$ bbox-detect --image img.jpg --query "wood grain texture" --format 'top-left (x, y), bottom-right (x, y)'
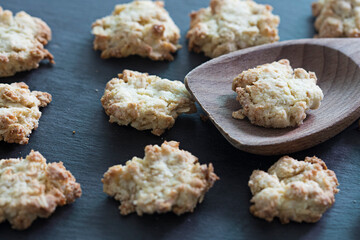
top-left (0, 1), bottom-right (359, 240)
top-left (186, 38), bottom-right (360, 155)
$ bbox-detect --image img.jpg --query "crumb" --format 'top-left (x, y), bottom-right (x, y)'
top-left (200, 114), bottom-right (209, 122)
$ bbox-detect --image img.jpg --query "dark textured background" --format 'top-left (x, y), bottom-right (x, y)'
top-left (0, 0), bottom-right (359, 239)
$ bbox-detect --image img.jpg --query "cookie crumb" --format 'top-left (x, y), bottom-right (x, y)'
top-left (200, 114), bottom-right (209, 122)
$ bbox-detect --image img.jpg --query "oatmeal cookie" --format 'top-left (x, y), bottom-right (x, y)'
top-left (312, 0), bottom-right (360, 37)
top-left (232, 59), bottom-right (323, 128)
top-left (186, 0), bottom-right (280, 58)
top-left (91, 0), bottom-right (181, 61)
top-left (0, 82), bottom-right (51, 144)
top-left (248, 156), bottom-right (339, 223)
top-left (0, 150), bottom-right (82, 230)
top-left (101, 70), bottom-right (196, 136)
top-left (0, 7), bottom-right (54, 77)
top-left (102, 141), bottom-right (219, 216)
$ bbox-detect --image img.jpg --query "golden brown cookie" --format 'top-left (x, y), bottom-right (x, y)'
top-left (0, 150), bottom-right (82, 230)
top-left (0, 7), bottom-right (54, 77)
top-left (101, 70), bottom-right (196, 136)
top-left (102, 141), bottom-right (219, 216)
top-left (232, 59), bottom-right (323, 128)
top-left (312, 0), bottom-right (360, 37)
top-left (248, 156), bottom-right (339, 223)
top-left (92, 1), bottom-right (181, 61)
top-left (186, 0), bottom-right (280, 58)
top-left (0, 82), bottom-right (51, 144)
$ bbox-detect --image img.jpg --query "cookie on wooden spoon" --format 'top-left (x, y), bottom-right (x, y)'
top-left (185, 38), bottom-right (360, 155)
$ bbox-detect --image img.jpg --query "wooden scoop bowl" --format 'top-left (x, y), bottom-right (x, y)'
top-left (185, 38), bottom-right (360, 156)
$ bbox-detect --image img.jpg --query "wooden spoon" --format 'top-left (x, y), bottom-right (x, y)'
top-left (185, 38), bottom-right (360, 156)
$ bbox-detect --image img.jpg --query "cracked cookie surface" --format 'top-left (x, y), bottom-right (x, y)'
top-left (186, 0), bottom-right (280, 58)
top-left (92, 0), bottom-right (181, 61)
top-left (101, 70), bottom-right (196, 136)
top-left (0, 82), bottom-right (51, 144)
top-left (0, 150), bottom-right (82, 230)
top-left (312, 0), bottom-right (360, 37)
top-left (102, 141), bottom-right (219, 216)
top-left (232, 59), bottom-right (323, 128)
top-left (248, 155), bottom-right (339, 223)
top-left (0, 7), bottom-right (54, 77)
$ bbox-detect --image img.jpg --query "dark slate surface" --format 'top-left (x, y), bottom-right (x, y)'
top-left (0, 0), bottom-right (359, 239)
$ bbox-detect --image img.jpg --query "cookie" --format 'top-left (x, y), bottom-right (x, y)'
top-left (248, 155), bottom-right (339, 223)
top-left (102, 141), bottom-right (219, 216)
top-left (186, 0), bottom-right (280, 58)
top-left (0, 82), bottom-right (51, 144)
top-left (0, 150), bottom-right (82, 230)
top-left (101, 70), bottom-right (196, 136)
top-left (0, 7), bottom-right (54, 77)
top-left (312, 0), bottom-right (360, 37)
top-left (232, 59), bottom-right (323, 128)
top-left (92, 1), bottom-right (181, 61)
